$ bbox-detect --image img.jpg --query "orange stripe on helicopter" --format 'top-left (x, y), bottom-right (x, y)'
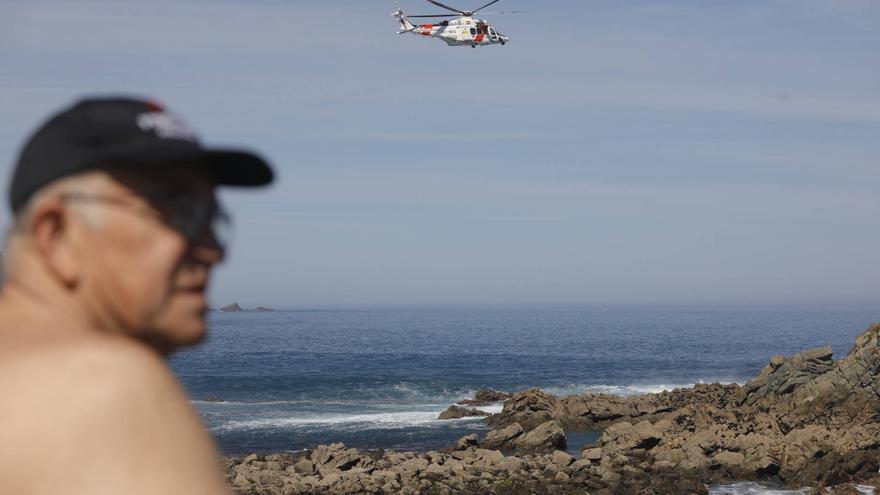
top-left (475, 33), bottom-right (485, 42)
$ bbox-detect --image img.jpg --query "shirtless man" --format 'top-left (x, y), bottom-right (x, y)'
top-left (0, 98), bottom-right (273, 494)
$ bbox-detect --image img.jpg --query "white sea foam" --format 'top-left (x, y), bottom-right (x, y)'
top-left (192, 381), bottom-right (748, 409)
top-left (193, 399), bottom-right (406, 407)
top-left (192, 400), bottom-right (303, 406)
top-left (707, 482), bottom-right (810, 495)
top-left (544, 381), bottom-right (741, 397)
top-left (214, 410), bottom-right (487, 432)
top-left (472, 403), bottom-right (504, 414)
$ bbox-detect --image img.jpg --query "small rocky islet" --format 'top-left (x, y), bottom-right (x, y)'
top-left (224, 323), bottom-right (880, 494)
top-left (216, 303), bottom-right (275, 313)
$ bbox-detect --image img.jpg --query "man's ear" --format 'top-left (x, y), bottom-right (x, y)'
top-left (29, 199), bottom-right (81, 287)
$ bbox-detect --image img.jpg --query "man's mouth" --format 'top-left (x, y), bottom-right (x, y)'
top-left (176, 284), bottom-right (207, 293)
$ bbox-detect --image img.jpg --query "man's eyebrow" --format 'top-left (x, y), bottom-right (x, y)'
top-left (139, 179), bottom-right (210, 195)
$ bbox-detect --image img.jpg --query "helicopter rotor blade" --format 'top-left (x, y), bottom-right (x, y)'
top-left (408, 13), bottom-right (460, 17)
top-left (425, 0), bottom-right (466, 15)
top-left (474, 10), bottom-right (526, 15)
top-left (471, 0), bottom-right (501, 14)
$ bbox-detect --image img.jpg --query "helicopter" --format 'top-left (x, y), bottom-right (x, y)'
top-left (392, 0), bottom-right (518, 48)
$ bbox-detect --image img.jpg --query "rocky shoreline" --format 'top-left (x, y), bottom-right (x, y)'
top-left (223, 324), bottom-right (880, 494)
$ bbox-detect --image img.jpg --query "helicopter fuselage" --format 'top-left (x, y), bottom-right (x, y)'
top-left (397, 14), bottom-right (509, 47)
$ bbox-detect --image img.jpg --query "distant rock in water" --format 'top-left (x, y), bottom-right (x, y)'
top-left (217, 303), bottom-right (274, 312)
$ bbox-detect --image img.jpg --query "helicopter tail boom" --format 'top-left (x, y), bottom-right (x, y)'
top-left (392, 9), bottom-right (418, 33)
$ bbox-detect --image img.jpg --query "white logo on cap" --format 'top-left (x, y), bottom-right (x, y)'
top-left (136, 112), bottom-right (198, 141)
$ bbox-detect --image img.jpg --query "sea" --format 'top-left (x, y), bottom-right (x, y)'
top-left (169, 305), bottom-right (880, 495)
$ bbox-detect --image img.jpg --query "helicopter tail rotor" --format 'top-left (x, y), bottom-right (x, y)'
top-left (392, 9), bottom-right (418, 33)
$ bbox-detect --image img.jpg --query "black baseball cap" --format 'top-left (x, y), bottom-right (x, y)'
top-left (8, 97), bottom-right (274, 212)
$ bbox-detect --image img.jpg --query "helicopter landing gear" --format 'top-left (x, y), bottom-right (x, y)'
top-left (471, 44), bottom-right (476, 48)
top-left (501, 41), bottom-right (505, 45)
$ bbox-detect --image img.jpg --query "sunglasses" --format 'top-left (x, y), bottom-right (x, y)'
top-left (59, 192), bottom-right (232, 249)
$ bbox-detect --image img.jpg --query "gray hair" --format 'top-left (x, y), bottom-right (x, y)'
top-left (3, 172), bottom-right (111, 277)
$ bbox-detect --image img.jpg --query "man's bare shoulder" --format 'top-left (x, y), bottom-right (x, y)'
top-left (0, 332), bottom-right (178, 405)
top-left (1, 328), bottom-right (159, 372)
top-left (0, 333), bottom-right (230, 495)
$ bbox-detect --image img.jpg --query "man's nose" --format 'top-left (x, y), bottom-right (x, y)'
top-left (188, 240), bottom-right (225, 265)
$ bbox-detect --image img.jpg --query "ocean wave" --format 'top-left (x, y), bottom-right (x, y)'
top-left (192, 381), bottom-right (748, 412)
top-left (192, 399), bottom-right (502, 412)
top-left (471, 404), bottom-right (504, 414)
top-left (544, 381), bottom-right (741, 397)
top-left (190, 382), bottom-right (481, 406)
top-left (707, 482), bottom-right (810, 495)
top-left (192, 399), bottom-right (431, 407)
top-left (213, 410), bottom-right (490, 432)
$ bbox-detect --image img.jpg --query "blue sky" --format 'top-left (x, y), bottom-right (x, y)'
top-left (2, 0), bottom-right (879, 308)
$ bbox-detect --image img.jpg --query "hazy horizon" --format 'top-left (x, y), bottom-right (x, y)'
top-left (3, 0), bottom-right (879, 308)
top-left (217, 302), bottom-right (880, 313)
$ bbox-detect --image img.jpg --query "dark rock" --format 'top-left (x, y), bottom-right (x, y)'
top-left (220, 303), bottom-right (244, 312)
top-left (486, 388), bottom-right (559, 430)
top-left (454, 434), bottom-right (479, 451)
top-left (310, 443), bottom-right (368, 472)
top-left (457, 388), bottom-right (512, 406)
top-left (737, 345), bottom-right (835, 406)
top-left (550, 450), bottom-right (574, 467)
top-left (649, 470), bottom-right (710, 495)
top-left (481, 423), bottom-right (524, 450)
top-left (292, 459), bottom-right (314, 475)
top-left (438, 405), bottom-right (491, 420)
top-left (487, 384), bottom-right (734, 432)
top-left (601, 420), bottom-right (665, 452)
top-left (513, 419), bottom-right (566, 453)
top-left (475, 388), bottom-right (511, 402)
